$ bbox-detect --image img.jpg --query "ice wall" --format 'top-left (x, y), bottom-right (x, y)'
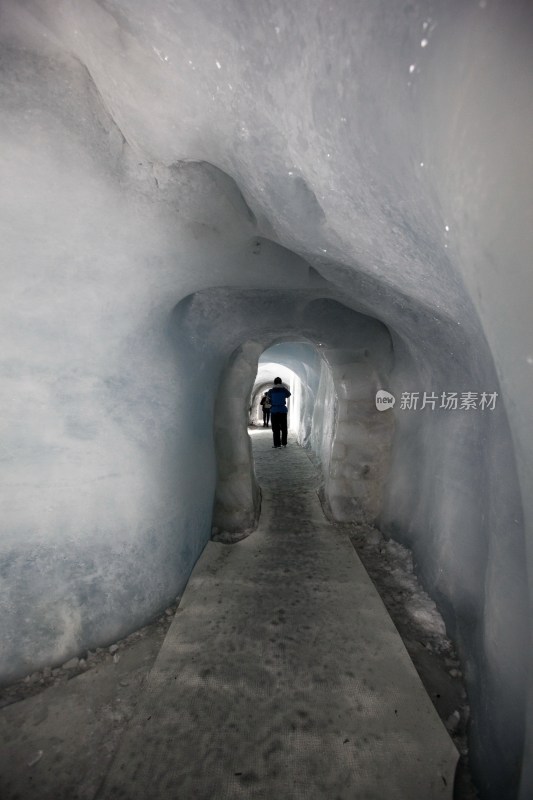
top-left (1, 1), bottom-right (532, 797)
top-left (0, 30), bottom-right (315, 678)
top-left (212, 340), bottom-right (263, 535)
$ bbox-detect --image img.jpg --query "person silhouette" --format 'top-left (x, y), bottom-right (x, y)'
top-left (260, 392), bottom-right (271, 427)
top-left (267, 378), bottom-right (291, 448)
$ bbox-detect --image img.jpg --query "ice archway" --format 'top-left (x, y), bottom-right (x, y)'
top-left (181, 291), bottom-right (394, 537)
top-left (251, 358), bottom-right (300, 431)
top-left (1, 1), bottom-right (533, 797)
top-left (251, 341), bottom-right (395, 522)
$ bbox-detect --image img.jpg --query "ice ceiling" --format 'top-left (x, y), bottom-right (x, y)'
top-left (1, 1), bottom-right (533, 798)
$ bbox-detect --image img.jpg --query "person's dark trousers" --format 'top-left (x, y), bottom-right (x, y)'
top-left (263, 409), bottom-right (270, 426)
top-left (271, 412), bottom-right (288, 447)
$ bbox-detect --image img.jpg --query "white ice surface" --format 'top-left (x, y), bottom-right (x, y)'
top-left (1, 2), bottom-right (532, 797)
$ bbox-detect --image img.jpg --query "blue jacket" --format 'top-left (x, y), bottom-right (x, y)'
top-left (267, 385), bottom-right (291, 414)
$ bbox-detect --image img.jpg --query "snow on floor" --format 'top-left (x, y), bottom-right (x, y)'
top-left (347, 529), bottom-right (478, 799)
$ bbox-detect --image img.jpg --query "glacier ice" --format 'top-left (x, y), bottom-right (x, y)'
top-left (1, 1), bottom-right (533, 797)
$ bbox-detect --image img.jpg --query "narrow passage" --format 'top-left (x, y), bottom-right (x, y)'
top-left (97, 431), bottom-right (457, 799)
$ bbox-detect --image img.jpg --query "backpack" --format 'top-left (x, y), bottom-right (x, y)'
top-left (264, 396), bottom-right (272, 409)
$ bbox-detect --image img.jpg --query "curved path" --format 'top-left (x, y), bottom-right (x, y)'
top-left (97, 430), bottom-right (457, 799)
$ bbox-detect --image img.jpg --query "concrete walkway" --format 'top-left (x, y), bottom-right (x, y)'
top-left (97, 430), bottom-right (457, 799)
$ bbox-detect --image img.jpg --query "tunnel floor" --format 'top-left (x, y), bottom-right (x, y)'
top-left (92, 430), bottom-right (457, 799)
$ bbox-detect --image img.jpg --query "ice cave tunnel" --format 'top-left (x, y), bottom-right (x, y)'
top-left (1, 1), bottom-right (533, 798)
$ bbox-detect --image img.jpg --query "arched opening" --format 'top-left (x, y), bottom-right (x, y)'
top-left (250, 356), bottom-right (303, 433)
top-left (211, 314), bottom-right (396, 543)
